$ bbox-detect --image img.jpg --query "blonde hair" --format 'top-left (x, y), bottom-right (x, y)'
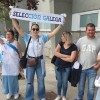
top-left (62, 31), bottom-right (72, 45)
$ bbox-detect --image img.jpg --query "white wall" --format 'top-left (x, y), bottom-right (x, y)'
top-left (38, 0), bottom-right (50, 13)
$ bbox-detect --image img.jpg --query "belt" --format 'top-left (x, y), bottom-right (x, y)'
top-left (28, 55), bottom-right (43, 59)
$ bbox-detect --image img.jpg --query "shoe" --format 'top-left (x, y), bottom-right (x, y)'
top-left (6, 94), bottom-right (12, 99)
top-left (74, 97), bottom-right (83, 100)
top-left (62, 96), bottom-right (67, 100)
top-left (74, 96), bottom-right (82, 100)
top-left (41, 98), bottom-right (46, 100)
top-left (14, 93), bottom-right (19, 99)
top-left (55, 96), bottom-right (61, 100)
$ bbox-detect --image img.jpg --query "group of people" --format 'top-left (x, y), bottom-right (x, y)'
top-left (0, 13), bottom-right (100, 100)
top-left (0, 14), bottom-right (66, 100)
top-left (54, 23), bottom-right (100, 100)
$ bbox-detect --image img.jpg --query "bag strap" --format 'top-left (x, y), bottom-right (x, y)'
top-left (6, 42), bottom-right (18, 54)
top-left (24, 36), bottom-right (31, 57)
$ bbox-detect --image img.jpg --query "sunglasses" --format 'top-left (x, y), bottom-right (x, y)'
top-left (32, 28), bottom-right (39, 31)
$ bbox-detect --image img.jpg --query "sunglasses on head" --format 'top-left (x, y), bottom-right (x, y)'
top-left (32, 28), bottom-right (39, 31)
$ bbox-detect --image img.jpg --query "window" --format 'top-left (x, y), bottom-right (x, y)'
top-left (72, 10), bottom-right (100, 31)
top-left (80, 13), bottom-right (98, 27)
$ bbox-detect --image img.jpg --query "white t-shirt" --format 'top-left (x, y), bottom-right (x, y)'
top-left (23, 32), bottom-right (49, 77)
top-left (76, 36), bottom-right (100, 69)
top-left (1, 40), bottom-right (19, 75)
top-left (23, 32), bottom-right (49, 57)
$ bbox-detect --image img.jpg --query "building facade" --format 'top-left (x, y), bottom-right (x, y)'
top-left (0, 0), bottom-right (100, 57)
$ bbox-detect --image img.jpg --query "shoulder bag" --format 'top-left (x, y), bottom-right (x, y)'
top-left (51, 55), bottom-right (57, 65)
top-left (19, 37), bottom-right (31, 69)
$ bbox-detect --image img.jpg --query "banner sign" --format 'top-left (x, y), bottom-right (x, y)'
top-left (10, 8), bottom-right (64, 24)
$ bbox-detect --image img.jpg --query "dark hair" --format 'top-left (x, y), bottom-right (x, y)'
top-left (6, 29), bottom-right (14, 38)
top-left (31, 24), bottom-right (39, 29)
top-left (86, 23), bottom-right (95, 30)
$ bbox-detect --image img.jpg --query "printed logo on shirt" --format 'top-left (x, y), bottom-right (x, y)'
top-left (82, 44), bottom-right (96, 52)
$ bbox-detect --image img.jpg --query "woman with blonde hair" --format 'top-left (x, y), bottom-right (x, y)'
top-left (54, 31), bottom-right (77, 100)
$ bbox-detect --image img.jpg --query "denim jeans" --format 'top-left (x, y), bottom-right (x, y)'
top-left (55, 67), bottom-right (71, 96)
top-left (76, 68), bottom-right (96, 100)
top-left (95, 87), bottom-right (100, 100)
top-left (2, 76), bottom-right (19, 95)
top-left (26, 59), bottom-right (45, 100)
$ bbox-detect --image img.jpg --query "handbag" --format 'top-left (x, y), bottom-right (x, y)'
top-left (19, 37), bottom-right (31, 69)
top-left (95, 75), bottom-right (100, 87)
top-left (51, 55), bottom-right (57, 65)
top-left (27, 57), bottom-right (38, 67)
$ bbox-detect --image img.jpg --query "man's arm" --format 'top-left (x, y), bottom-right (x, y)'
top-left (93, 54), bottom-right (100, 70)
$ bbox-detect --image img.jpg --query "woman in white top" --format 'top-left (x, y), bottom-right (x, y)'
top-left (0, 29), bottom-right (22, 99)
top-left (11, 15), bottom-right (65, 100)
